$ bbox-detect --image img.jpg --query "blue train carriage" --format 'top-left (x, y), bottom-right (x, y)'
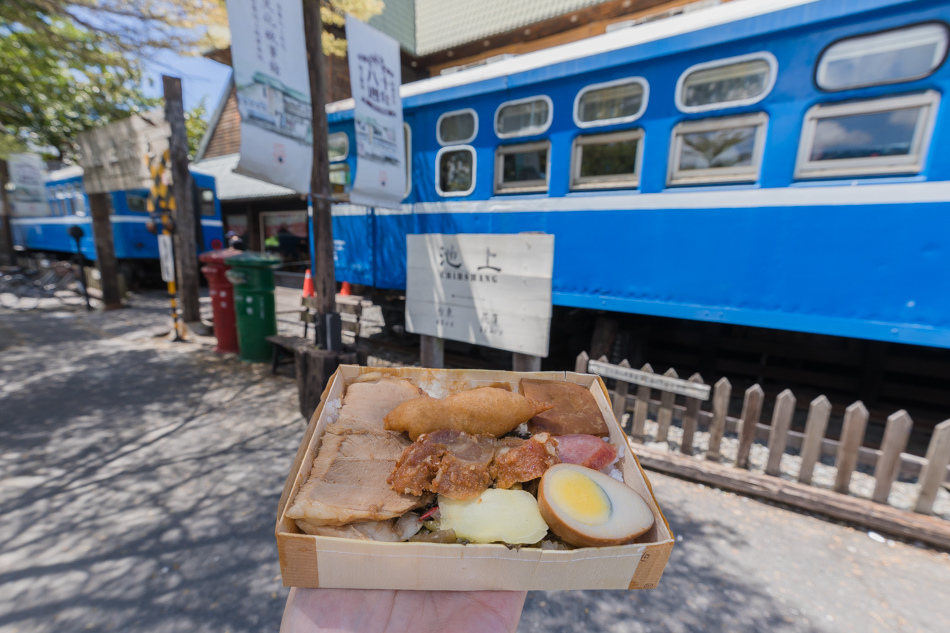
top-left (11, 166), bottom-right (225, 267)
top-left (325, 0), bottom-right (950, 351)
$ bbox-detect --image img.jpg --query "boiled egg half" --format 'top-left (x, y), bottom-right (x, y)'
top-left (538, 463), bottom-right (654, 547)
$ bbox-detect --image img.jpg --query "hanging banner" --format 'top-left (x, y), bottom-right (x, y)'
top-left (226, 0), bottom-right (312, 194)
top-left (345, 15), bottom-right (406, 210)
top-left (7, 153), bottom-right (50, 217)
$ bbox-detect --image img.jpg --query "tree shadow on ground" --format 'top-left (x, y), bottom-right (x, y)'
top-left (0, 313), bottom-right (303, 633)
top-left (519, 504), bottom-right (825, 633)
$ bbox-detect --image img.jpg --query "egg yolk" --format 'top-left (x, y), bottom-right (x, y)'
top-left (549, 469), bottom-right (612, 525)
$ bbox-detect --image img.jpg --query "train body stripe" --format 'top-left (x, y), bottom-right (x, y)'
top-left (375, 181), bottom-right (950, 215)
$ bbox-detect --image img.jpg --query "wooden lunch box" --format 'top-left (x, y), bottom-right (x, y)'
top-left (275, 365), bottom-right (674, 590)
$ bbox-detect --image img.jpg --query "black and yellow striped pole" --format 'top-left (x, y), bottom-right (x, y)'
top-left (146, 150), bottom-right (184, 341)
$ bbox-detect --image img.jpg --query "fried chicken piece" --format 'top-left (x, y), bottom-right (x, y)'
top-left (388, 429), bottom-right (560, 500)
top-left (389, 429), bottom-right (495, 500)
top-left (491, 433), bottom-right (559, 489)
top-left (383, 387), bottom-right (552, 440)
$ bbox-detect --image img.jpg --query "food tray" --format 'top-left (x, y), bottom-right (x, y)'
top-left (275, 365), bottom-right (674, 590)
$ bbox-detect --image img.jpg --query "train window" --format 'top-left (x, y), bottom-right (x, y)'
top-left (436, 146), bottom-right (476, 197)
top-left (574, 78), bottom-right (648, 128)
top-left (54, 187), bottom-right (67, 216)
top-left (73, 184), bottom-right (86, 216)
top-left (437, 108), bottom-right (477, 145)
top-left (126, 192), bottom-right (148, 213)
top-left (668, 112), bottom-right (768, 185)
top-left (817, 23), bottom-right (948, 91)
top-left (495, 141), bottom-right (550, 194)
top-left (677, 53), bottom-right (777, 113)
top-left (329, 163), bottom-right (351, 198)
top-left (495, 96), bottom-right (552, 138)
top-left (404, 122), bottom-right (412, 198)
top-left (328, 132), bottom-right (348, 162)
top-left (199, 188), bottom-right (216, 217)
top-left (795, 91), bottom-right (939, 179)
top-left (570, 129), bottom-right (644, 190)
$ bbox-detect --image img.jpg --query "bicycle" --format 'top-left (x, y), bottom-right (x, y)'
top-left (0, 261), bottom-right (85, 310)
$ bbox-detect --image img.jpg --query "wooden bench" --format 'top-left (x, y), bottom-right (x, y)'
top-left (267, 334), bottom-right (312, 374)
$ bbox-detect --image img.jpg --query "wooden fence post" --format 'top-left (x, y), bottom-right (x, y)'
top-left (575, 351), bottom-right (590, 374)
top-left (512, 353), bottom-right (541, 372)
top-left (680, 373), bottom-right (704, 456)
top-left (834, 401), bottom-right (869, 494)
top-left (872, 410), bottom-right (912, 504)
top-left (630, 363), bottom-right (653, 443)
top-left (706, 377), bottom-right (731, 462)
top-left (420, 335), bottom-right (444, 368)
top-left (735, 384), bottom-right (764, 469)
top-left (654, 368), bottom-right (679, 443)
top-left (915, 419), bottom-right (950, 514)
top-left (611, 359), bottom-right (631, 429)
top-left (798, 395), bottom-right (831, 485)
top-left (765, 389), bottom-right (796, 476)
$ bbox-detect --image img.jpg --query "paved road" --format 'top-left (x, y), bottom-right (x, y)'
top-left (1, 300), bottom-right (948, 633)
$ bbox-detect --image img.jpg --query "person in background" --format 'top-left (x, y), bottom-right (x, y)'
top-left (226, 230), bottom-right (247, 251)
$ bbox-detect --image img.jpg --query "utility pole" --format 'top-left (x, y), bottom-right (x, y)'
top-left (87, 192), bottom-right (123, 310)
top-left (0, 159), bottom-right (15, 266)
top-left (302, 0), bottom-right (341, 350)
top-left (162, 75), bottom-right (201, 325)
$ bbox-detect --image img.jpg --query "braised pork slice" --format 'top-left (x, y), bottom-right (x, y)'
top-left (522, 380), bottom-right (609, 437)
top-left (332, 377), bottom-right (426, 432)
top-left (295, 512), bottom-right (422, 541)
top-left (285, 377), bottom-right (428, 526)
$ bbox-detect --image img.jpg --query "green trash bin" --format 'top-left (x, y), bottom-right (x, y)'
top-left (225, 252), bottom-right (282, 363)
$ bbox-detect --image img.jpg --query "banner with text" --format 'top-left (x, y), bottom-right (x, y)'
top-left (345, 15), bottom-right (406, 210)
top-left (7, 153), bottom-right (50, 218)
top-left (405, 234), bottom-right (555, 357)
top-left (226, 0), bottom-right (311, 193)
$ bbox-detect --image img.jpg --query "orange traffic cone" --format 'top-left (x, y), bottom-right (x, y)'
top-left (340, 281), bottom-right (352, 296)
top-left (302, 269), bottom-right (315, 298)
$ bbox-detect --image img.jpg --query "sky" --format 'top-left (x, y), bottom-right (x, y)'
top-left (141, 50), bottom-right (233, 120)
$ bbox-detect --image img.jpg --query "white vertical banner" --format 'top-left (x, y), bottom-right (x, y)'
top-left (7, 153), bottom-right (50, 218)
top-left (225, 0), bottom-right (312, 193)
top-left (345, 15), bottom-right (406, 210)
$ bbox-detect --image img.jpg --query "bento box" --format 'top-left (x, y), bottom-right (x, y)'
top-left (275, 365), bottom-right (674, 590)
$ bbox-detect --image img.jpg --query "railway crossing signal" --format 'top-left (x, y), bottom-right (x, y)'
top-left (147, 150), bottom-right (185, 341)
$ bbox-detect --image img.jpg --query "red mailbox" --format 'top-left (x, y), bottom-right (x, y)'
top-left (199, 248), bottom-right (242, 354)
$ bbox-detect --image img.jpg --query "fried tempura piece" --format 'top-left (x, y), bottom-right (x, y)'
top-left (383, 386), bottom-right (552, 440)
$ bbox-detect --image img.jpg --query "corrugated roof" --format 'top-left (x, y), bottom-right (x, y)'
top-left (368, 0), bottom-right (613, 56)
top-left (413, 0), bottom-right (609, 56)
top-left (190, 153), bottom-right (298, 201)
top-left (368, 0), bottom-right (416, 54)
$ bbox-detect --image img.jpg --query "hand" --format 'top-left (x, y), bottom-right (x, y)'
top-left (280, 587), bottom-right (527, 633)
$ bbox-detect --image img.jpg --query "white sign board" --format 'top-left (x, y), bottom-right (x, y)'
top-left (158, 233), bottom-right (175, 283)
top-left (587, 360), bottom-right (711, 400)
top-left (76, 113), bottom-right (169, 194)
top-left (7, 153), bottom-right (50, 217)
top-left (345, 15), bottom-right (406, 210)
top-left (405, 234), bottom-right (554, 357)
top-left (226, 0), bottom-right (312, 194)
